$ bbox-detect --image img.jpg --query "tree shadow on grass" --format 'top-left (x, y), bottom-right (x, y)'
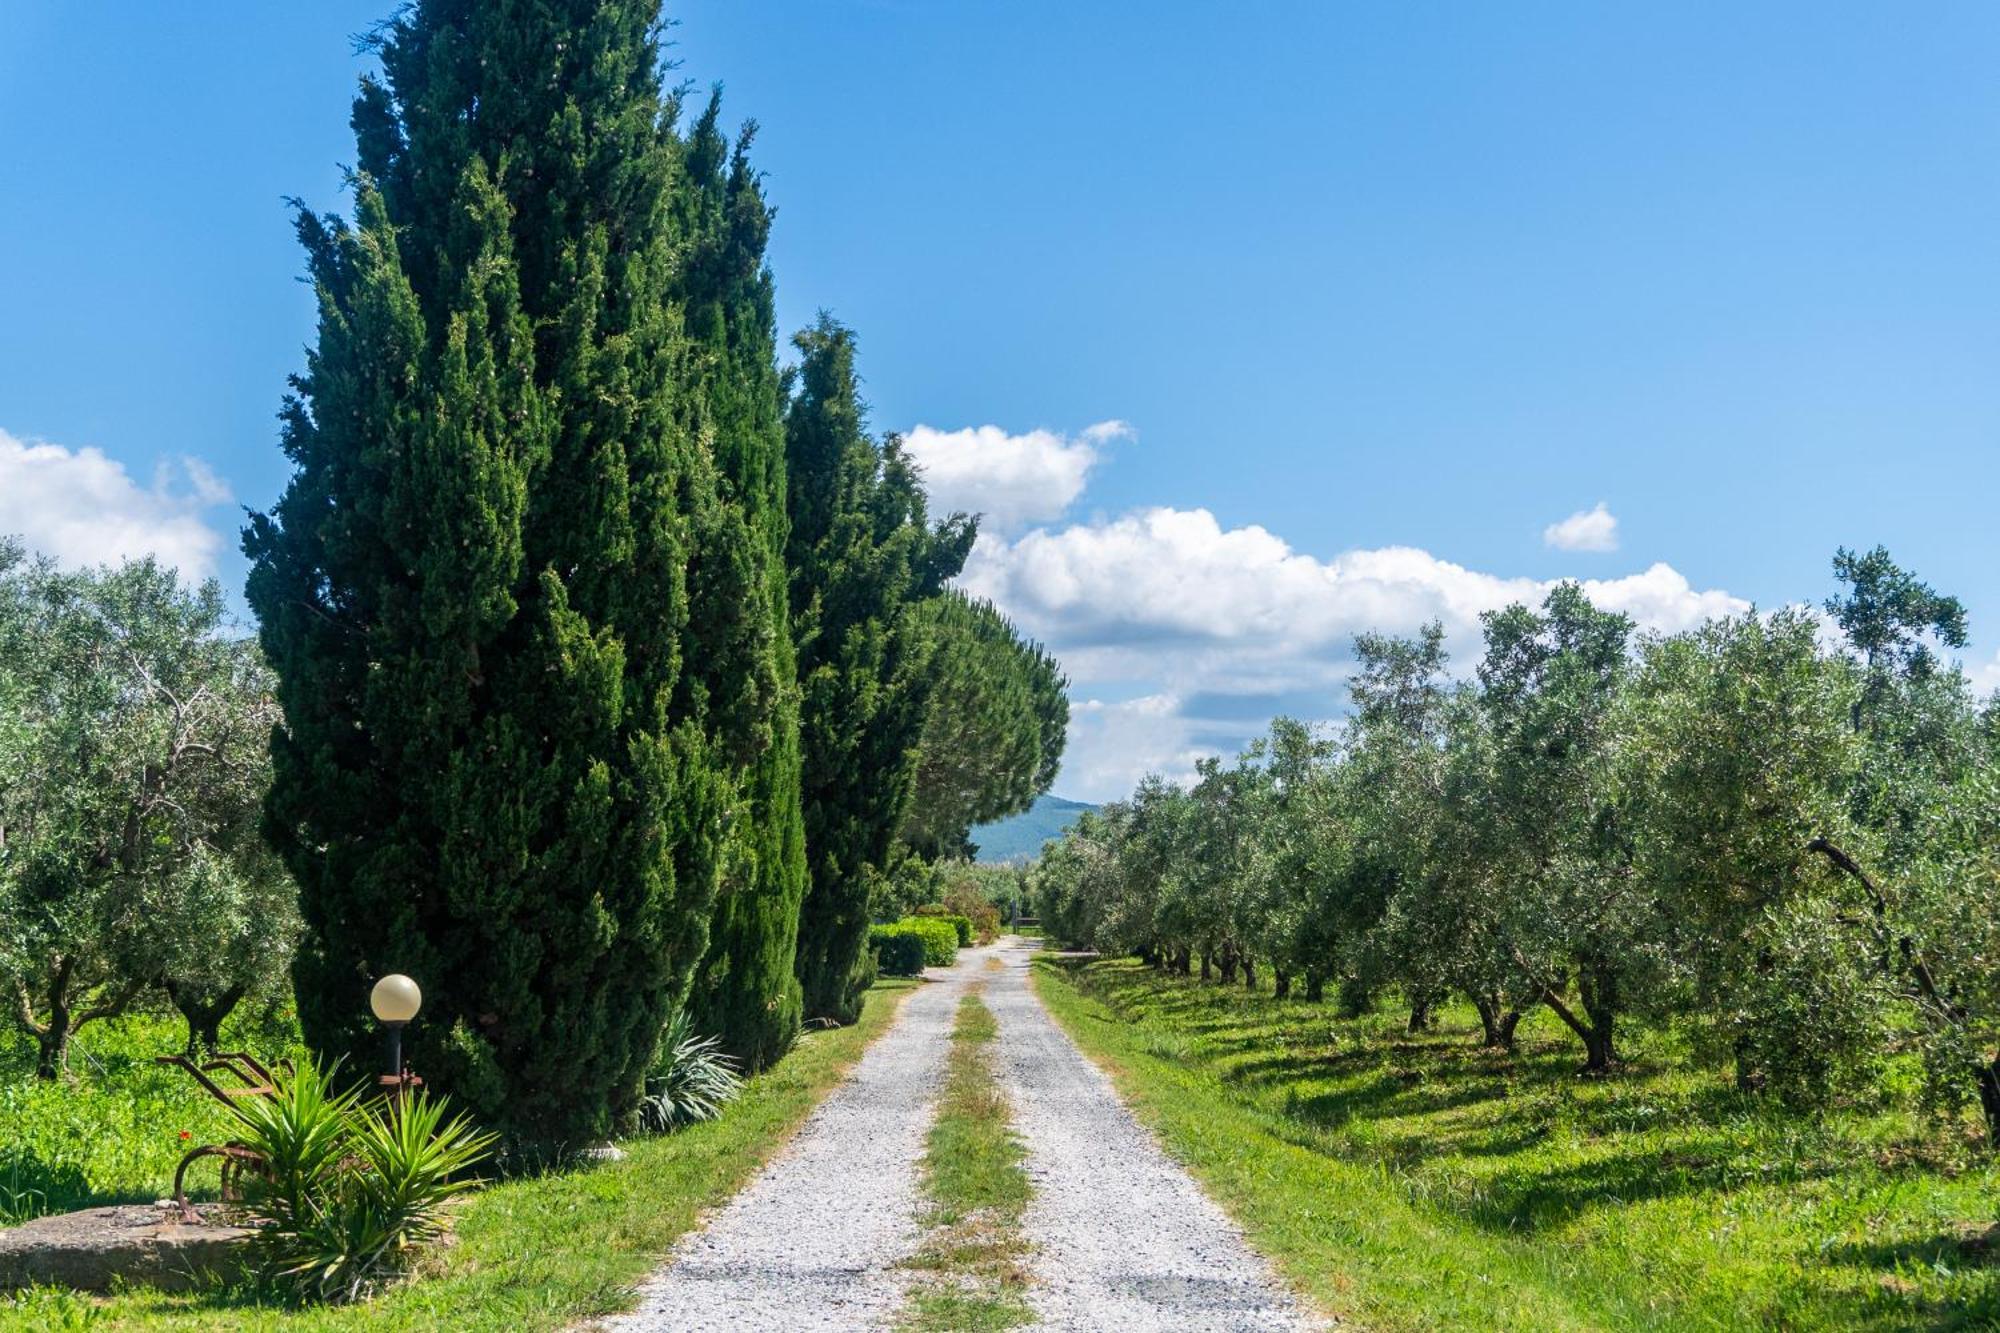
top-left (0, 1146), bottom-right (93, 1223)
top-left (1456, 1146), bottom-right (1846, 1235)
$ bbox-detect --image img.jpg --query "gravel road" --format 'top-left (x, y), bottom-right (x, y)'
top-left (986, 937), bottom-right (1319, 1332)
top-left (606, 935), bottom-right (1319, 1331)
top-left (605, 945), bottom-right (994, 1332)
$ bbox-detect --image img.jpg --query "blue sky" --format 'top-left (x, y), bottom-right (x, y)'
top-left (4, 3), bottom-right (1999, 798)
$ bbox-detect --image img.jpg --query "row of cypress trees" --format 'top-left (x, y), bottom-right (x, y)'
top-left (244, 0), bottom-right (1032, 1152)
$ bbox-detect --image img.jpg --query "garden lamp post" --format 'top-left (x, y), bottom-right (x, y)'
top-left (370, 973), bottom-right (422, 1101)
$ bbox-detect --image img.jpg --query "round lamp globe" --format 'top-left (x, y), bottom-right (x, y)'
top-left (370, 974), bottom-right (422, 1025)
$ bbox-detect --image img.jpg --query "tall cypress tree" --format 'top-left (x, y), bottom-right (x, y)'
top-left (677, 97), bottom-right (810, 1069)
top-left (246, 1), bottom-right (768, 1150)
top-left (787, 318), bottom-right (973, 1022)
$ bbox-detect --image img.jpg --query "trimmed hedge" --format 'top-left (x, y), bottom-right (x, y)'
top-left (870, 916), bottom-right (960, 973)
top-left (904, 916), bottom-right (959, 966)
top-left (912, 903), bottom-right (974, 947)
top-left (869, 925), bottom-right (928, 977)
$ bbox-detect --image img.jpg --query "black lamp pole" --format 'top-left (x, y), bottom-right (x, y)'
top-left (385, 1020), bottom-right (406, 1091)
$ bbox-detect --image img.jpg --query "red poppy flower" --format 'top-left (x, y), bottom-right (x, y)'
top-left (179, 1130), bottom-right (191, 1140)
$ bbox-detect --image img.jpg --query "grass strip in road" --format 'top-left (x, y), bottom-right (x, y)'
top-left (0, 978), bottom-right (919, 1333)
top-left (898, 990), bottom-right (1034, 1332)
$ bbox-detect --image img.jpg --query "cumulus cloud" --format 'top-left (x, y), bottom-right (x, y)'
top-left (902, 420), bottom-right (1125, 535)
top-left (963, 505), bottom-right (1742, 667)
top-left (1062, 694), bottom-right (1210, 800)
top-left (954, 504), bottom-right (1749, 801)
top-left (1971, 650), bottom-right (2000, 699)
top-left (1543, 502), bottom-right (1620, 553)
top-left (0, 428), bottom-right (233, 579)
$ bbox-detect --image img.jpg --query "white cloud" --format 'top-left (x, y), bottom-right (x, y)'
top-left (903, 420), bottom-right (1124, 535)
top-left (964, 505), bottom-right (1741, 665)
top-left (0, 428), bottom-right (233, 580)
top-left (957, 504), bottom-right (1749, 802)
top-left (1972, 650), bottom-right (2000, 698)
top-left (1062, 694), bottom-right (1210, 801)
top-left (1543, 502), bottom-right (1620, 553)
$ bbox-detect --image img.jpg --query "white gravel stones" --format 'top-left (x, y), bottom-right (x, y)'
top-left (606, 935), bottom-right (1320, 1331)
top-left (986, 938), bottom-right (1322, 1332)
top-left (604, 947), bottom-right (993, 1332)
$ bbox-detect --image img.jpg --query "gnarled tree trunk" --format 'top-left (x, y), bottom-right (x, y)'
top-left (165, 981), bottom-right (247, 1058)
top-left (1473, 993), bottom-right (1520, 1049)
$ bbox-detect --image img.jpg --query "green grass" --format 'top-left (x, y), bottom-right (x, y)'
top-left (898, 990), bottom-right (1033, 1332)
top-left (1, 1005), bottom-right (303, 1227)
top-left (1032, 955), bottom-right (2000, 1332)
top-left (0, 978), bottom-right (917, 1331)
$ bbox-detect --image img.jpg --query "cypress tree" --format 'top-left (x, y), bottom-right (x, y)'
top-left (677, 98), bottom-right (810, 1069)
top-left (245, 1), bottom-right (767, 1151)
top-left (787, 318), bottom-right (973, 1022)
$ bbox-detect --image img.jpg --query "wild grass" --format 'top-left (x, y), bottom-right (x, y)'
top-left (0, 1003), bottom-right (302, 1227)
top-left (899, 991), bottom-right (1033, 1332)
top-left (0, 978), bottom-right (918, 1331)
top-left (1033, 955), bottom-right (2000, 1332)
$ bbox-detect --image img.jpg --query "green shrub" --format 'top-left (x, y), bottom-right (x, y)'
top-left (943, 915), bottom-right (973, 947)
top-left (870, 924), bottom-right (929, 977)
top-left (899, 917), bottom-right (960, 967)
top-left (229, 1058), bottom-right (495, 1303)
top-left (639, 1010), bottom-right (744, 1134)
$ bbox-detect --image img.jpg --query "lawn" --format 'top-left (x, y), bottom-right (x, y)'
top-left (1033, 955), bottom-right (2000, 1332)
top-left (0, 978), bottom-right (916, 1330)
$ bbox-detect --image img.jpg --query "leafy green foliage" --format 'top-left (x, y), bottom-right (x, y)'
top-left (912, 905), bottom-right (974, 947)
top-left (902, 918), bottom-right (962, 968)
top-left (675, 98), bottom-right (811, 1075)
top-left (1036, 549), bottom-right (2000, 1140)
top-left (868, 925), bottom-right (929, 978)
top-left (0, 545), bottom-right (298, 1076)
top-left (638, 1009), bottom-right (744, 1134)
top-left (245, 1), bottom-right (784, 1150)
top-left (901, 591), bottom-right (1068, 861)
top-left (869, 919), bottom-right (958, 973)
top-left (786, 317), bottom-right (972, 1023)
top-left (229, 1059), bottom-right (495, 1303)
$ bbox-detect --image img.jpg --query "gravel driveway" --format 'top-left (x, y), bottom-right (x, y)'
top-left (605, 945), bottom-right (994, 1331)
top-left (985, 937), bottom-right (1318, 1332)
top-left (606, 936), bottom-right (1319, 1331)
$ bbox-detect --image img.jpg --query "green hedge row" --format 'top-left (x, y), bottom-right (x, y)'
top-left (912, 904), bottom-right (974, 947)
top-left (868, 916), bottom-right (962, 974)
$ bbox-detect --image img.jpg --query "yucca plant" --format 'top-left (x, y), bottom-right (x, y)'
top-left (228, 1058), bottom-right (495, 1302)
top-left (638, 1009), bottom-right (744, 1134)
top-left (226, 1057), bottom-right (356, 1232)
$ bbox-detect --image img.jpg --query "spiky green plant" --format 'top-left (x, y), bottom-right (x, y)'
top-left (228, 1059), bottom-right (495, 1303)
top-left (638, 1010), bottom-right (744, 1134)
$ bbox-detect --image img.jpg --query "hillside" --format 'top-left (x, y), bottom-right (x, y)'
top-left (970, 794), bottom-right (1098, 865)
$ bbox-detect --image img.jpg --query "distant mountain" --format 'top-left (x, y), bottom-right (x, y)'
top-left (970, 794), bottom-right (1098, 865)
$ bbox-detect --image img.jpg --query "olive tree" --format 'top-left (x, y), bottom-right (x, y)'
top-left (0, 547), bottom-right (298, 1073)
